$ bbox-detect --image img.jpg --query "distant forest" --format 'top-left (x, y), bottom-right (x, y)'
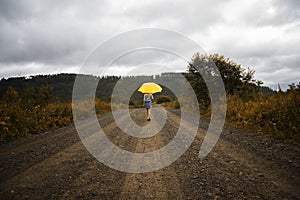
top-left (0, 73), bottom-right (180, 102)
top-left (0, 72), bottom-right (274, 103)
top-left (0, 74), bottom-right (119, 101)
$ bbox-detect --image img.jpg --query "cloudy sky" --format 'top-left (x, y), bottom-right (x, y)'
top-left (0, 0), bottom-right (299, 90)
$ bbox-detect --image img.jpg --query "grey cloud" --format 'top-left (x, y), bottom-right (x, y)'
top-left (0, 0), bottom-right (111, 65)
top-left (0, 62), bottom-right (80, 78)
top-left (123, 0), bottom-right (225, 33)
top-left (0, 0), bottom-right (33, 21)
top-left (260, 0), bottom-right (300, 26)
top-left (219, 0), bottom-right (300, 27)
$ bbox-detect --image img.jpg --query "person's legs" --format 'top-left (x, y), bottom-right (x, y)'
top-left (148, 108), bottom-right (151, 119)
top-left (146, 108), bottom-right (151, 120)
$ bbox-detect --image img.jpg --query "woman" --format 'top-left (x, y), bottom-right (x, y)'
top-left (143, 93), bottom-right (154, 121)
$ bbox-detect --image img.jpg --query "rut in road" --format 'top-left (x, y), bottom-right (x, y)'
top-left (0, 108), bottom-right (299, 200)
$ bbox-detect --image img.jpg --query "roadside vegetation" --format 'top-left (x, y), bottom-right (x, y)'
top-left (226, 84), bottom-right (299, 143)
top-left (0, 85), bottom-right (111, 143)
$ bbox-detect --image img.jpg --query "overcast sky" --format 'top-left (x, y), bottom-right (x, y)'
top-left (0, 0), bottom-right (299, 90)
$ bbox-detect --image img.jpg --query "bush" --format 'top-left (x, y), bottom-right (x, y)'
top-left (226, 83), bottom-right (300, 143)
top-left (0, 86), bottom-right (112, 144)
top-left (156, 96), bottom-right (172, 104)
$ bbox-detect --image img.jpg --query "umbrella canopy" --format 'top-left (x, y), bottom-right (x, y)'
top-left (138, 82), bottom-right (162, 94)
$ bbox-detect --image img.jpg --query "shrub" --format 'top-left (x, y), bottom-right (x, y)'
top-left (226, 84), bottom-right (300, 143)
top-left (0, 86), bottom-right (112, 143)
top-left (156, 96), bottom-right (172, 104)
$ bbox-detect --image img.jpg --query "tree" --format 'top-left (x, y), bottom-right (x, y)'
top-left (37, 85), bottom-right (54, 106)
top-left (3, 86), bottom-right (19, 103)
top-left (187, 53), bottom-right (262, 101)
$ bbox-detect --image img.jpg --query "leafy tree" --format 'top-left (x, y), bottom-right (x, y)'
top-left (3, 86), bottom-right (19, 103)
top-left (187, 53), bottom-right (262, 102)
top-left (37, 85), bottom-right (53, 106)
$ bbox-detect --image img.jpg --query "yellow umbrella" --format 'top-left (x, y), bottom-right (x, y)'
top-left (138, 82), bottom-right (162, 94)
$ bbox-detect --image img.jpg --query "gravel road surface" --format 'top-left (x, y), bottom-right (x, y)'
top-left (0, 108), bottom-right (299, 199)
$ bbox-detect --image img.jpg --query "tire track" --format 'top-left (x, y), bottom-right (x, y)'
top-left (58, 109), bottom-right (142, 199)
top-left (0, 113), bottom-right (115, 180)
top-left (0, 110), bottom-right (131, 199)
top-left (119, 109), bottom-right (185, 199)
top-left (209, 137), bottom-right (300, 199)
top-left (0, 113), bottom-right (113, 159)
top-left (167, 111), bottom-right (300, 199)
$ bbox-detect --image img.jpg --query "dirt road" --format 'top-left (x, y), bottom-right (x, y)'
top-left (0, 109), bottom-right (299, 199)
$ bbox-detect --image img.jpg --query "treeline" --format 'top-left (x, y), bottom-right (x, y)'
top-left (0, 74), bottom-right (175, 102)
top-left (0, 74), bottom-right (121, 101)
